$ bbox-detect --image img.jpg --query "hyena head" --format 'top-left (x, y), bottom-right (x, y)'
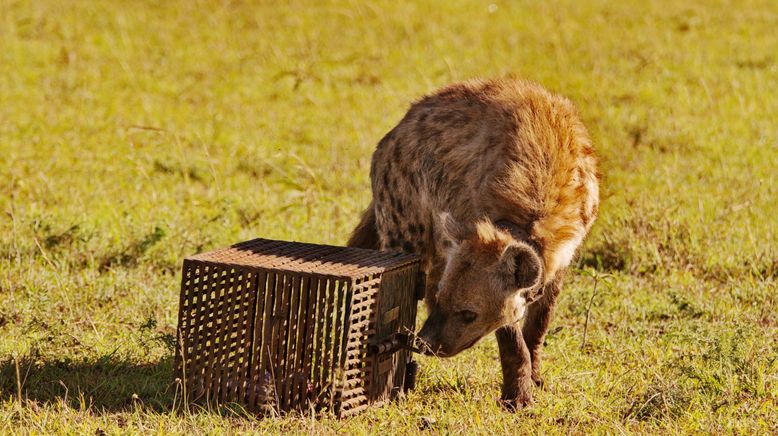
top-left (417, 214), bottom-right (544, 357)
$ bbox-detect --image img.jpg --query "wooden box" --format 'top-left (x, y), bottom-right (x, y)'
top-left (175, 238), bottom-right (421, 417)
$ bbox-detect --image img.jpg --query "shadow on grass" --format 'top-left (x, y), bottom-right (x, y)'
top-left (0, 355), bottom-right (178, 413)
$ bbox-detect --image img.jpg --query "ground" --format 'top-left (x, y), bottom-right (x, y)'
top-left (1, 0), bottom-right (777, 433)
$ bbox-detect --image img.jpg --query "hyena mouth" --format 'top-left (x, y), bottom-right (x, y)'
top-left (430, 337), bottom-right (481, 358)
top-left (460, 337), bottom-right (480, 352)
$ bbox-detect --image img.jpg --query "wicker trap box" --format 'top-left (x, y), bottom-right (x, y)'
top-left (175, 238), bottom-right (422, 418)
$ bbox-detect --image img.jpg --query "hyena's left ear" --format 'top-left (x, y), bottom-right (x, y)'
top-left (502, 242), bottom-right (543, 297)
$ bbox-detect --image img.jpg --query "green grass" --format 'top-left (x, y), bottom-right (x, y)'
top-left (1, 0), bottom-right (777, 433)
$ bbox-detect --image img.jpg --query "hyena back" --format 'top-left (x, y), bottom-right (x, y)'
top-left (348, 78), bottom-right (599, 409)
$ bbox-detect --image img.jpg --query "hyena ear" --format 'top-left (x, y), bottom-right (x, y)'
top-left (502, 242), bottom-right (543, 292)
top-left (438, 212), bottom-right (465, 247)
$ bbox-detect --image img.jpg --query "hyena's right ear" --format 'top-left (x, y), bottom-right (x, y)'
top-left (502, 241), bottom-right (543, 296)
top-left (438, 212), bottom-right (465, 247)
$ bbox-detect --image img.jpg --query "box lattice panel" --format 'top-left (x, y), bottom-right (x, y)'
top-left (175, 238), bottom-right (420, 418)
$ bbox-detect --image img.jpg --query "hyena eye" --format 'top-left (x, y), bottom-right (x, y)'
top-left (457, 310), bottom-right (478, 324)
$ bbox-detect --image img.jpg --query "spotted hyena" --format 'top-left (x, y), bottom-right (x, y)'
top-left (348, 78), bottom-right (600, 409)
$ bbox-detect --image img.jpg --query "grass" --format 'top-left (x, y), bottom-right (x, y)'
top-left (1, 0), bottom-right (776, 433)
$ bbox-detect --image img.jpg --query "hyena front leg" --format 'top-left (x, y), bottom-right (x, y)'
top-left (522, 271), bottom-right (564, 388)
top-left (495, 324), bottom-right (534, 410)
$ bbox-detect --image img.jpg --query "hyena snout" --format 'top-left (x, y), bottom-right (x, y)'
top-left (416, 309), bottom-right (448, 356)
top-left (416, 307), bottom-right (491, 357)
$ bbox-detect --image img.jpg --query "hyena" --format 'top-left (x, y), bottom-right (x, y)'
top-left (348, 78), bottom-right (599, 409)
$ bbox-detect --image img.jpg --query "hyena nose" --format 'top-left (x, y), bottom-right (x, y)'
top-left (417, 309), bottom-right (446, 355)
top-left (415, 328), bottom-right (443, 356)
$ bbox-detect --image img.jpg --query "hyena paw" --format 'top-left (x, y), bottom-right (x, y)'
top-left (499, 377), bottom-right (534, 411)
top-left (499, 391), bottom-right (533, 412)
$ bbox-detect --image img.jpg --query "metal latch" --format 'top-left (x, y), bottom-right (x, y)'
top-left (368, 332), bottom-right (423, 355)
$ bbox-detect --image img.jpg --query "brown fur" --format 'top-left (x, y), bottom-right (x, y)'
top-left (348, 78), bottom-right (600, 409)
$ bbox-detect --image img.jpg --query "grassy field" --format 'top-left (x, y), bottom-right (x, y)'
top-left (1, 0), bottom-right (777, 433)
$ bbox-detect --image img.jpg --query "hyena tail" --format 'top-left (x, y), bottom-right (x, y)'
top-left (347, 202), bottom-right (379, 249)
